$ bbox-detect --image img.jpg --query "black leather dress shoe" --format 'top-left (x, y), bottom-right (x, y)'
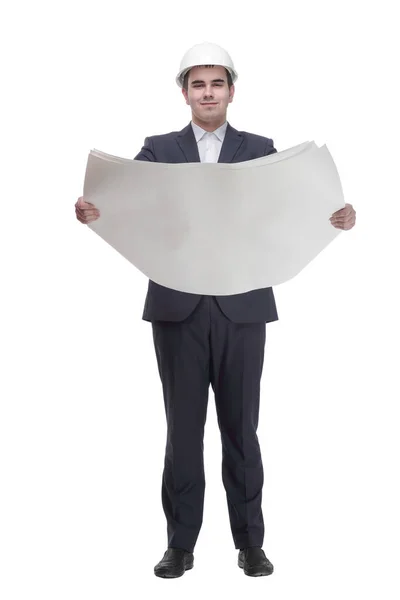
top-left (238, 547), bottom-right (274, 577)
top-left (154, 548), bottom-right (194, 578)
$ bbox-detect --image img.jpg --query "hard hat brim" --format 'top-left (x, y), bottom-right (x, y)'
top-left (176, 66), bottom-right (238, 88)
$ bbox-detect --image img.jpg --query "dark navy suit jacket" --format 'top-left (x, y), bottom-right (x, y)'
top-left (134, 121), bottom-right (279, 323)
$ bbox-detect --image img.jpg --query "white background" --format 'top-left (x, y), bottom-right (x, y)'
top-left (1, 0), bottom-right (399, 597)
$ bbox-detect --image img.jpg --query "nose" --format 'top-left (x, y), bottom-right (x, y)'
top-left (203, 85), bottom-right (214, 98)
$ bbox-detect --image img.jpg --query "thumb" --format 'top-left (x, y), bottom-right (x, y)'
top-left (78, 196), bottom-right (94, 207)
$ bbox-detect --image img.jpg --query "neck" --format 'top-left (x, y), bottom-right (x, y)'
top-left (192, 114), bottom-right (227, 132)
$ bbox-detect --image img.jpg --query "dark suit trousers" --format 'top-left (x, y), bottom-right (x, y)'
top-left (151, 295), bottom-right (267, 553)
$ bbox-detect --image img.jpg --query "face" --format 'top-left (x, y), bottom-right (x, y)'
top-left (181, 65), bottom-right (234, 130)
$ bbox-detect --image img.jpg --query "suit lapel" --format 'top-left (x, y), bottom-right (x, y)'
top-left (217, 122), bottom-right (244, 163)
top-left (175, 121), bottom-right (244, 163)
top-left (176, 123), bottom-right (201, 162)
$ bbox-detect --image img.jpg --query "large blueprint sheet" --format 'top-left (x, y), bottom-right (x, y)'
top-left (84, 141), bottom-right (344, 295)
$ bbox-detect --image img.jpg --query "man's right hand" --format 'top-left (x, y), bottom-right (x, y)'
top-left (75, 196), bottom-right (101, 224)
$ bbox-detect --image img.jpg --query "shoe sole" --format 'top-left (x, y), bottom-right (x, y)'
top-left (238, 558), bottom-right (273, 577)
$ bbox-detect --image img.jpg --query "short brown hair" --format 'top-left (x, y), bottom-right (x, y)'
top-left (183, 65), bottom-right (233, 91)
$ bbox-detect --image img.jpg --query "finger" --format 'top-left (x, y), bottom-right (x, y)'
top-left (76, 207), bottom-right (99, 216)
top-left (332, 209), bottom-right (351, 218)
top-left (342, 222), bottom-right (353, 230)
top-left (332, 217), bottom-right (354, 228)
top-left (76, 214), bottom-right (100, 225)
top-left (330, 215), bottom-right (348, 223)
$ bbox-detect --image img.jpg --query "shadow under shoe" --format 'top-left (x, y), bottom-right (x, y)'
top-left (154, 548), bottom-right (194, 578)
top-left (238, 547), bottom-right (274, 577)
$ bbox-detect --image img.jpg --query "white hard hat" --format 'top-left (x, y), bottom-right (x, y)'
top-left (175, 42), bottom-right (238, 88)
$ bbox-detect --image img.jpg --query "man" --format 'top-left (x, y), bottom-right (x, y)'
top-left (75, 42), bottom-right (356, 578)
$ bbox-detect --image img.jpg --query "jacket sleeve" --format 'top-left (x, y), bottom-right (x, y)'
top-left (133, 136), bottom-right (156, 161)
top-left (264, 140), bottom-right (278, 156)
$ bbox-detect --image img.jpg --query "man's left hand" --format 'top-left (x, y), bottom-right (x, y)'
top-left (330, 203), bottom-right (356, 230)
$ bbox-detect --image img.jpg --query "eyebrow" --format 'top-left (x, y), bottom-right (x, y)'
top-left (190, 78), bottom-right (225, 85)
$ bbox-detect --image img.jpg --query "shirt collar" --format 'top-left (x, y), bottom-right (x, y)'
top-left (191, 120), bottom-right (228, 142)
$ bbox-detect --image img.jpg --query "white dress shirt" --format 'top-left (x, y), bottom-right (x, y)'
top-left (191, 120), bottom-right (228, 163)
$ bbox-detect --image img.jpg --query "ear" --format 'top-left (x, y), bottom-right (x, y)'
top-left (182, 88), bottom-right (189, 105)
top-left (228, 84), bottom-right (235, 103)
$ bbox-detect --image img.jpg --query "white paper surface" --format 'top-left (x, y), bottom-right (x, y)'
top-left (84, 142), bottom-right (344, 295)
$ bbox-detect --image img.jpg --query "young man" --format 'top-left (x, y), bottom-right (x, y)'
top-left (75, 42), bottom-right (356, 578)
